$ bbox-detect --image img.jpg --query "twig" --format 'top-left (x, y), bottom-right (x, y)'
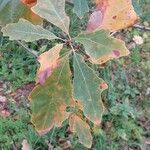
top-left (17, 41), bottom-right (38, 58)
top-left (110, 32), bottom-right (118, 36)
top-left (133, 24), bottom-right (150, 31)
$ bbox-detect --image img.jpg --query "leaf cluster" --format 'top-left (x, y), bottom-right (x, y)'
top-left (0, 0), bottom-right (138, 148)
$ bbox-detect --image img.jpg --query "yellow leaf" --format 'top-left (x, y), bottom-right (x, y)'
top-left (69, 114), bottom-right (92, 148)
top-left (29, 57), bottom-right (72, 135)
top-left (36, 44), bottom-right (63, 85)
top-left (87, 0), bottom-right (138, 32)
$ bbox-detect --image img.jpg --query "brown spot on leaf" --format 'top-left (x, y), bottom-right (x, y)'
top-left (112, 50), bottom-right (121, 58)
top-left (99, 82), bottom-right (108, 90)
top-left (112, 15), bottom-right (117, 19)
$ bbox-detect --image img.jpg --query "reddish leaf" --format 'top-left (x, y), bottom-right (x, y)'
top-left (21, 0), bottom-right (37, 7)
top-left (36, 44), bottom-right (63, 85)
top-left (0, 110), bottom-right (10, 118)
top-left (21, 0), bottom-right (42, 24)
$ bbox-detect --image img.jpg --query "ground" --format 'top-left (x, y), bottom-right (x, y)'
top-left (0, 0), bottom-right (150, 150)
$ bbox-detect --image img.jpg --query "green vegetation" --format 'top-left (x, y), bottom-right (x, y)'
top-left (0, 0), bottom-right (149, 149)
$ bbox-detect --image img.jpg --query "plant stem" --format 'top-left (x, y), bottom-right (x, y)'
top-left (133, 24), bottom-right (150, 31)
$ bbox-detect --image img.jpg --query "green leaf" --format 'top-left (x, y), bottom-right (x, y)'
top-left (29, 56), bottom-right (72, 135)
top-left (132, 0), bottom-right (143, 17)
top-left (0, 0), bottom-right (41, 26)
top-left (32, 0), bottom-right (70, 34)
top-left (0, 0), bottom-right (24, 26)
top-left (75, 30), bottom-right (130, 64)
top-left (0, 0), bottom-right (10, 10)
top-left (73, 53), bottom-right (108, 125)
top-left (73, 0), bottom-right (89, 19)
top-left (1, 19), bottom-right (58, 42)
top-left (69, 114), bottom-right (92, 148)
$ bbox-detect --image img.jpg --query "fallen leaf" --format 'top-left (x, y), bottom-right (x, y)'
top-left (22, 139), bottom-right (30, 150)
top-left (141, 137), bottom-right (150, 150)
top-left (0, 110), bottom-right (10, 117)
top-left (58, 138), bottom-right (72, 149)
top-left (133, 35), bottom-right (144, 45)
top-left (0, 95), bottom-right (6, 103)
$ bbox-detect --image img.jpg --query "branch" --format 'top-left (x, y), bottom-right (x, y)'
top-left (133, 24), bottom-right (150, 31)
top-left (17, 41), bottom-right (38, 58)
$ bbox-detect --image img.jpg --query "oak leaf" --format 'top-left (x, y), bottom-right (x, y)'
top-left (73, 53), bottom-right (107, 125)
top-left (75, 30), bottom-right (130, 64)
top-left (1, 19), bottom-right (58, 42)
top-left (29, 56), bottom-right (72, 135)
top-left (73, 0), bottom-right (89, 19)
top-left (87, 0), bottom-right (138, 32)
top-left (69, 114), bottom-right (92, 148)
top-left (32, 0), bottom-right (70, 34)
top-left (0, 0), bottom-right (41, 26)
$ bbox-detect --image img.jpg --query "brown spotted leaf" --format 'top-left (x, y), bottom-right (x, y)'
top-left (69, 114), bottom-right (92, 148)
top-left (29, 56), bottom-right (72, 135)
top-left (36, 44), bottom-right (63, 85)
top-left (73, 53), bottom-right (108, 125)
top-left (87, 0), bottom-right (138, 32)
top-left (75, 30), bottom-right (130, 64)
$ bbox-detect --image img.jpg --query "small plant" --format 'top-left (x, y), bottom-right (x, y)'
top-left (0, 0), bottom-right (138, 148)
